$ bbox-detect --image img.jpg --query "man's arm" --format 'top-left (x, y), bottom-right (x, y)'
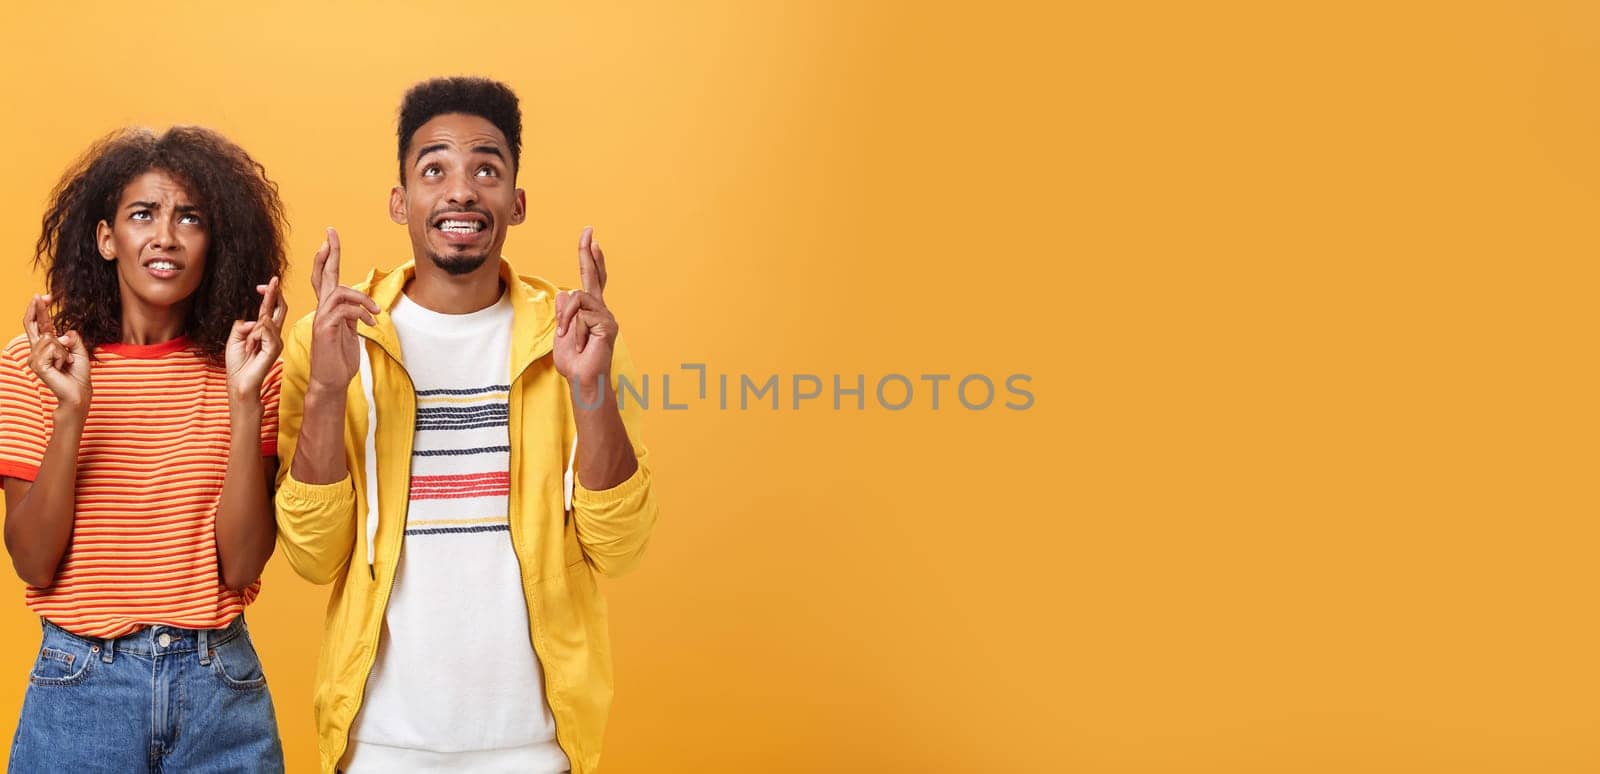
top-left (569, 362), bottom-right (638, 491)
top-left (274, 319), bottom-right (357, 585)
top-left (555, 228), bottom-right (657, 577)
top-left (568, 338), bottom-right (657, 577)
top-left (274, 228), bottom-right (377, 585)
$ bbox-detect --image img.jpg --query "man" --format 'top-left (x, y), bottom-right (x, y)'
top-left (274, 77), bottom-right (657, 774)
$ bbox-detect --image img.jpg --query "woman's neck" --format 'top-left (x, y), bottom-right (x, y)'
top-left (118, 295), bottom-right (189, 345)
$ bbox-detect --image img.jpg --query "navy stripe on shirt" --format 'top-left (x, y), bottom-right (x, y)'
top-left (415, 420), bottom-right (510, 432)
top-left (413, 445), bottom-right (512, 458)
top-left (416, 405), bottom-right (509, 417)
top-left (404, 524), bottom-right (511, 536)
top-left (415, 385), bottom-right (511, 397)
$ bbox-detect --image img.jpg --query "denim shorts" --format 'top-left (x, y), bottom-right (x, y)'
top-left (8, 614), bottom-right (284, 773)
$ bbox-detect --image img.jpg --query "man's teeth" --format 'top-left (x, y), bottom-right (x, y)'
top-left (149, 261), bottom-right (177, 271)
top-left (438, 220), bottom-right (484, 233)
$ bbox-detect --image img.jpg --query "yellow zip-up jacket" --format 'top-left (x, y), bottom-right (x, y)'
top-left (273, 258), bottom-right (658, 774)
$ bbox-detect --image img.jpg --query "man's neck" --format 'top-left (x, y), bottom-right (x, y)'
top-left (404, 257), bottom-right (505, 314)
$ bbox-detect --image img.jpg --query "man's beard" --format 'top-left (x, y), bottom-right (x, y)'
top-left (426, 204), bottom-right (495, 276)
top-left (428, 250), bottom-right (492, 276)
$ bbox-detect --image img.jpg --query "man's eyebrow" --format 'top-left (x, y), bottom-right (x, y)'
top-left (414, 143), bottom-right (450, 163)
top-left (472, 145), bottom-right (505, 161)
top-left (125, 200), bottom-right (158, 210)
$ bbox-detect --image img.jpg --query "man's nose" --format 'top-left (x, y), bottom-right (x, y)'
top-left (445, 171), bottom-right (478, 207)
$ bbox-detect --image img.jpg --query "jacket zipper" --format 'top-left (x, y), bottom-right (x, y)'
top-left (503, 349), bottom-right (585, 769)
top-left (336, 333), bottom-right (417, 770)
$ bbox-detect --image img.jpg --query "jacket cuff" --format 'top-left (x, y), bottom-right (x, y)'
top-left (574, 463), bottom-right (649, 507)
top-left (278, 471), bottom-right (356, 506)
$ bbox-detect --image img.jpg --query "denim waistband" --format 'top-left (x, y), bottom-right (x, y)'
top-left (42, 615), bottom-right (248, 663)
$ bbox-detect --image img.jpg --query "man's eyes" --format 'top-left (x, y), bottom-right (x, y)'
top-left (422, 165), bottom-right (498, 178)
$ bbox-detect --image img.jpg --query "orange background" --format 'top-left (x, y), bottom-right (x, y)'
top-left (1, 1), bottom-right (1596, 771)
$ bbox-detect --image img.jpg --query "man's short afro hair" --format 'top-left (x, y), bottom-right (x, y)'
top-left (397, 76), bottom-right (523, 183)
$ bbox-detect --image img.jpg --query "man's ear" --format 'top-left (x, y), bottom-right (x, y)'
top-left (389, 185), bottom-right (407, 224)
top-left (510, 189), bottom-right (527, 226)
top-left (96, 220), bottom-right (115, 260)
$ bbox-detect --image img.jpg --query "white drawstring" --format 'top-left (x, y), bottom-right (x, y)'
top-left (563, 432), bottom-right (578, 513)
top-left (359, 341), bottom-right (380, 577)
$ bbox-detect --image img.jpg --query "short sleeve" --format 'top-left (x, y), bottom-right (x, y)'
top-left (0, 335), bottom-right (48, 482)
top-left (259, 359), bottom-right (283, 458)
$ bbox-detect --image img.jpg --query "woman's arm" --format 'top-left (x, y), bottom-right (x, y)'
top-left (3, 408), bottom-right (86, 588)
top-left (3, 295), bottom-right (92, 588)
top-left (214, 278), bottom-right (286, 592)
top-left (214, 400), bottom-right (279, 592)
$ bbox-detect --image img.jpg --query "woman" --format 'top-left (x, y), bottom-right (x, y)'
top-left (0, 126), bottom-right (288, 772)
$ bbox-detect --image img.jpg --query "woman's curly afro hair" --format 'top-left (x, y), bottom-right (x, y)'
top-left (34, 126), bottom-right (287, 363)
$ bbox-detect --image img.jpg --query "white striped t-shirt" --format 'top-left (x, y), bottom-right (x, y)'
top-left (343, 290), bottom-right (568, 773)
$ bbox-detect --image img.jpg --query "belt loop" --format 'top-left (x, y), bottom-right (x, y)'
top-left (100, 636), bottom-right (114, 664)
top-left (197, 627), bottom-right (211, 666)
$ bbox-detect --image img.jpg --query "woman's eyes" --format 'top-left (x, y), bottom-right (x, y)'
top-left (128, 211), bottom-right (201, 225)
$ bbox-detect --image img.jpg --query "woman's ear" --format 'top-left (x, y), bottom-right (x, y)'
top-left (96, 220), bottom-right (115, 261)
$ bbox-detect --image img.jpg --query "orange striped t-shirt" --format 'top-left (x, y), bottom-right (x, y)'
top-left (0, 334), bottom-right (281, 638)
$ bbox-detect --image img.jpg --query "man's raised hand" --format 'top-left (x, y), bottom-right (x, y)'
top-left (554, 226), bottom-right (619, 388)
top-left (308, 227), bottom-right (380, 394)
